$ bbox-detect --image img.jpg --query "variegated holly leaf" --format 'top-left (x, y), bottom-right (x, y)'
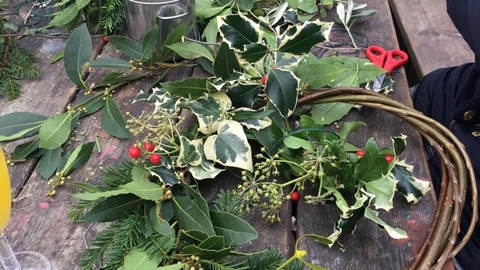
top-left (135, 87), bottom-right (177, 112)
top-left (364, 207), bottom-right (408, 239)
top-left (393, 160), bottom-right (431, 203)
top-left (231, 108), bottom-right (272, 131)
top-left (265, 68), bottom-right (300, 117)
top-left (161, 77), bottom-right (210, 99)
top-left (177, 137), bottom-right (203, 167)
top-left (204, 120), bottom-right (253, 172)
top-left (362, 175), bottom-right (396, 211)
top-left (239, 43), bottom-right (268, 63)
top-left (392, 134), bottom-right (407, 157)
top-left (278, 20), bottom-right (332, 55)
top-left (227, 83), bottom-right (261, 108)
top-left (218, 14), bottom-right (261, 50)
top-left (294, 54), bottom-right (384, 88)
top-left (214, 42), bottom-right (241, 80)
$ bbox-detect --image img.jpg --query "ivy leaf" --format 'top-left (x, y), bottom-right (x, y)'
top-left (0, 112), bottom-right (47, 141)
top-left (204, 120), bottom-right (253, 172)
top-left (141, 24), bottom-right (159, 60)
top-left (172, 196), bottom-right (215, 236)
top-left (167, 41), bottom-right (214, 62)
top-left (310, 103), bottom-right (355, 125)
top-left (177, 137), bottom-right (203, 167)
top-left (38, 147), bottom-right (62, 179)
top-left (108, 35), bottom-right (143, 59)
top-left (101, 98), bottom-right (130, 139)
top-left (363, 175), bottom-right (396, 211)
top-left (39, 112), bottom-right (72, 150)
top-left (161, 77), bottom-right (209, 98)
top-left (218, 14), bottom-right (260, 50)
top-left (187, 95), bottom-right (226, 134)
top-left (64, 24), bottom-right (91, 88)
top-left (209, 210), bottom-right (258, 245)
top-left (278, 20), bottom-right (332, 55)
top-left (88, 58), bottom-right (132, 69)
top-left (265, 68), bottom-right (299, 118)
top-left (81, 194), bottom-right (145, 222)
top-left (214, 42), bottom-right (240, 80)
top-left (364, 208), bottom-right (408, 239)
top-left (393, 161), bottom-right (431, 203)
top-left (283, 135), bottom-right (314, 153)
top-left (57, 142), bottom-right (95, 174)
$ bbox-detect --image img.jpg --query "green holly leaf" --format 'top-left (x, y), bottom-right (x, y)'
top-left (265, 68), bottom-right (299, 117)
top-left (310, 102), bottom-right (355, 126)
top-left (353, 138), bottom-right (388, 182)
top-left (204, 120), bottom-right (253, 172)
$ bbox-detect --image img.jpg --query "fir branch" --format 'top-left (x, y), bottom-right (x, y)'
top-left (214, 189), bottom-right (245, 218)
top-left (99, 161), bottom-right (135, 188)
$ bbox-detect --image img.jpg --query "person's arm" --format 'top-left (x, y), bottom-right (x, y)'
top-left (447, 0), bottom-right (480, 56)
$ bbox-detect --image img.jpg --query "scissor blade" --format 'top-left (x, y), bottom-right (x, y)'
top-left (372, 74), bottom-right (386, 92)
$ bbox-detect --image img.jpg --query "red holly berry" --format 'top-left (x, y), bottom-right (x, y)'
top-left (261, 76), bottom-right (267, 85)
top-left (143, 142), bottom-right (155, 152)
top-left (385, 155), bottom-right (394, 163)
top-left (102, 36), bottom-right (109, 43)
top-left (290, 191), bottom-right (300, 201)
top-left (356, 149), bottom-right (365, 157)
top-left (129, 146), bottom-right (141, 159)
top-left (150, 153), bottom-right (162, 164)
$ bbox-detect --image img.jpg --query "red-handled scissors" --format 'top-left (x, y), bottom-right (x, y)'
top-left (365, 45), bottom-right (408, 91)
top-left (366, 45), bottom-right (408, 74)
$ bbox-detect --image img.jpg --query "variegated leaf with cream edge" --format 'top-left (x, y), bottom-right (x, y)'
top-left (185, 92), bottom-right (231, 134)
top-left (177, 137), bottom-right (203, 167)
top-left (204, 120), bottom-right (253, 172)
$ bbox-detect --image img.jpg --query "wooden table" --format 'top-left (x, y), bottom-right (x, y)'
top-left (390, 0), bottom-right (474, 78)
top-left (0, 0), bottom-right (438, 269)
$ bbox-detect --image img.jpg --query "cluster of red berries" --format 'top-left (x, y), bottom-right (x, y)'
top-left (128, 142), bottom-right (162, 164)
top-left (355, 149), bottom-right (394, 163)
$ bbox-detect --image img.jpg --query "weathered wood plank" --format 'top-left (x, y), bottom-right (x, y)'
top-left (389, 0), bottom-right (474, 77)
top-left (295, 0), bottom-right (436, 268)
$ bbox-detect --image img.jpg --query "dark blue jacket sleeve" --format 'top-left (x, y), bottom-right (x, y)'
top-left (447, 0), bottom-right (480, 58)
